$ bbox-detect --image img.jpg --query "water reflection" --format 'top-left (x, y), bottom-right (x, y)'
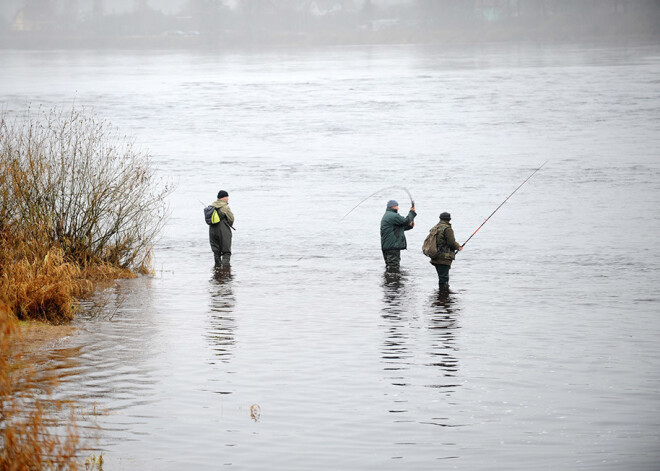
top-left (425, 289), bottom-right (460, 388)
top-left (381, 269), bottom-right (413, 384)
top-left (30, 277), bottom-right (164, 449)
top-left (207, 266), bottom-right (236, 363)
top-left (380, 273), bottom-right (462, 392)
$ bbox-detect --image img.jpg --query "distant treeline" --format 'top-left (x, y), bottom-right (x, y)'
top-left (1, 0), bottom-right (659, 48)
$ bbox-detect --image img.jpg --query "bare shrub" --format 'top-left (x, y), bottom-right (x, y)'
top-left (0, 106), bottom-right (172, 271)
top-left (0, 106), bottom-right (171, 321)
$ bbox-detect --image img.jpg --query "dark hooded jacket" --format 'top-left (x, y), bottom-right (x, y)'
top-left (430, 220), bottom-right (460, 266)
top-left (380, 208), bottom-right (416, 251)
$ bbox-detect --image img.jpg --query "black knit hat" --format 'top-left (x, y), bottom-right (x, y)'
top-left (439, 212), bottom-right (451, 220)
top-left (217, 190), bottom-right (229, 199)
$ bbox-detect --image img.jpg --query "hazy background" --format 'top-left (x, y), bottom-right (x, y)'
top-left (1, 0), bottom-right (659, 50)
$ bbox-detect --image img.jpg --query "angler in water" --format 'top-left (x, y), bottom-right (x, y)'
top-left (208, 190), bottom-right (235, 266)
top-left (428, 212), bottom-right (462, 290)
top-left (380, 199), bottom-right (416, 271)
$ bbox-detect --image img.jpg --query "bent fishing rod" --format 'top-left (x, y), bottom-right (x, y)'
top-left (340, 185), bottom-right (415, 222)
top-left (461, 161), bottom-right (547, 249)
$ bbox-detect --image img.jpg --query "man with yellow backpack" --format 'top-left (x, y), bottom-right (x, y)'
top-left (205, 190), bottom-right (235, 267)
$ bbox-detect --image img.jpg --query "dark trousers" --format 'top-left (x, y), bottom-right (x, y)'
top-left (382, 250), bottom-right (401, 270)
top-left (212, 251), bottom-right (231, 267)
top-left (434, 264), bottom-right (451, 286)
top-left (210, 224), bottom-right (232, 267)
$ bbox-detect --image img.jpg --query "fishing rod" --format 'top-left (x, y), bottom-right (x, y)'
top-left (461, 161), bottom-right (547, 249)
top-left (340, 185), bottom-right (415, 222)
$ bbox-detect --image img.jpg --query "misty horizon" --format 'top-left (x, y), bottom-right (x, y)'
top-left (1, 0), bottom-right (659, 49)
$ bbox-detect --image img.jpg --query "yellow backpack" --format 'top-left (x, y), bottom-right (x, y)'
top-left (204, 206), bottom-right (222, 225)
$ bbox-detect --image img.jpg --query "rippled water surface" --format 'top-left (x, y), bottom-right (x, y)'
top-left (2, 42), bottom-right (660, 469)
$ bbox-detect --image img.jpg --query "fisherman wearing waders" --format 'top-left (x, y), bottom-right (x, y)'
top-left (380, 200), bottom-right (416, 271)
top-left (428, 212), bottom-right (462, 289)
top-left (208, 190), bottom-right (235, 266)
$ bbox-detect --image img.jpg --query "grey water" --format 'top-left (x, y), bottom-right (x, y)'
top-left (2, 42), bottom-right (660, 470)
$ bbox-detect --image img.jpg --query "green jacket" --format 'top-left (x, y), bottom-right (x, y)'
top-left (210, 200), bottom-right (235, 225)
top-left (209, 199), bottom-right (234, 254)
top-left (380, 208), bottom-right (416, 251)
top-left (430, 220), bottom-right (460, 266)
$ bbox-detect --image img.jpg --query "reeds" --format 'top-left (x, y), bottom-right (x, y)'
top-left (0, 106), bottom-right (171, 322)
top-left (0, 301), bottom-right (80, 470)
top-left (0, 244), bottom-right (87, 324)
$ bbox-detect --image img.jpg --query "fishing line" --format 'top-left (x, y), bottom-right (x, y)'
top-left (340, 185), bottom-right (415, 221)
top-left (462, 161), bottom-right (547, 249)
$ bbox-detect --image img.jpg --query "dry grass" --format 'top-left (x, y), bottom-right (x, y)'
top-left (1, 243), bottom-right (88, 324)
top-left (0, 301), bottom-right (81, 470)
top-left (0, 232), bottom-right (137, 324)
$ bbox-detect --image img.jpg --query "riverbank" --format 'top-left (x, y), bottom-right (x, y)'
top-left (0, 303), bottom-right (81, 469)
top-left (16, 320), bottom-right (77, 356)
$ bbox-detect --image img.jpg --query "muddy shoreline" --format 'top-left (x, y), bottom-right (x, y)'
top-left (16, 321), bottom-right (77, 357)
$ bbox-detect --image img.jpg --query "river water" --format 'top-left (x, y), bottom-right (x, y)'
top-left (2, 41), bottom-right (660, 470)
